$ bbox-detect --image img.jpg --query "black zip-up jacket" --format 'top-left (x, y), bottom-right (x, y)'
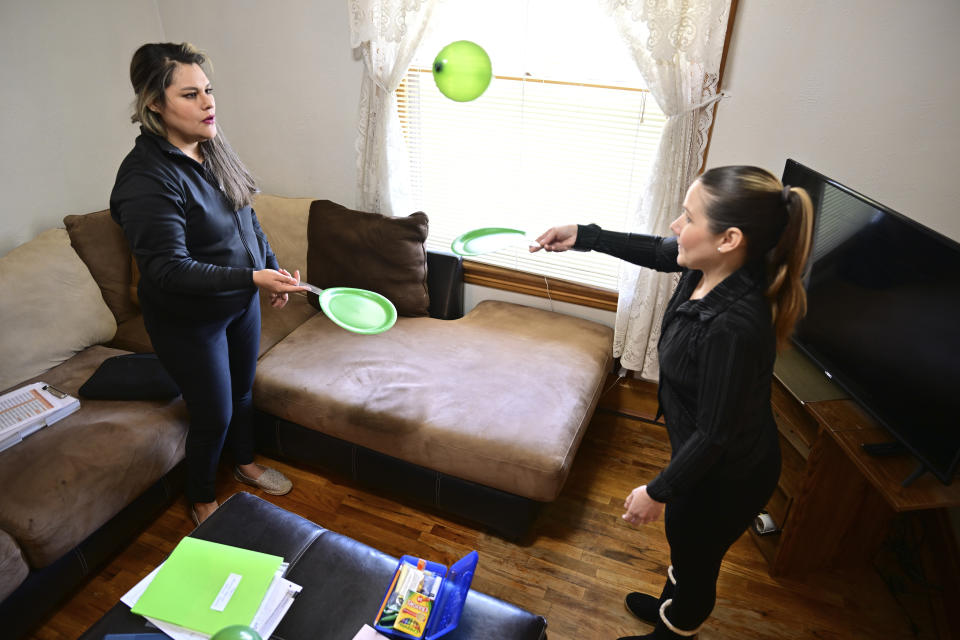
top-left (110, 130), bottom-right (278, 312)
top-left (576, 224), bottom-right (781, 502)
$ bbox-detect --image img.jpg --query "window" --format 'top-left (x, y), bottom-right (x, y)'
top-left (396, 0), bottom-right (667, 291)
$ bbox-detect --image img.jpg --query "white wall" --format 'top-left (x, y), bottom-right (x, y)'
top-left (708, 0), bottom-right (960, 242)
top-left (155, 0), bottom-right (361, 205)
top-left (0, 0), bottom-right (164, 256)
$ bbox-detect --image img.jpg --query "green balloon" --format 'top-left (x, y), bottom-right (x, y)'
top-left (432, 40), bottom-right (492, 102)
top-left (210, 625), bottom-right (262, 640)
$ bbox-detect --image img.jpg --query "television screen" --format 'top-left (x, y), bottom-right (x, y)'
top-left (784, 159), bottom-right (960, 484)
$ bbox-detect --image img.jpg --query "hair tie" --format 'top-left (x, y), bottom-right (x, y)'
top-left (781, 185), bottom-right (792, 205)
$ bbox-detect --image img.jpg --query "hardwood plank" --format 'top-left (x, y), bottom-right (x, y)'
top-left (27, 383), bottom-right (950, 640)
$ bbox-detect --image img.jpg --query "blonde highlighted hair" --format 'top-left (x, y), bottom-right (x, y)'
top-left (698, 166), bottom-right (814, 349)
top-left (128, 42), bottom-right (256, 210)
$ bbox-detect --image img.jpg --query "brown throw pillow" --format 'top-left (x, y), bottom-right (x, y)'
top-left (63, 209), bottom-right (139, 323)
top-left (307, 200), bottom-right (429, 317)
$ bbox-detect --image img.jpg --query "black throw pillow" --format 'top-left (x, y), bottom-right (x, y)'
top-left (79, 353), bottom-right (180, 400)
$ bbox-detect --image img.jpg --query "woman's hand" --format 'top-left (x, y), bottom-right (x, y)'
top-left (253, 268), bottom-right (305, 308)
top-left (622, 485), bottom-right (664, 527)
top-left (531, 224), bottom-right (578, 252)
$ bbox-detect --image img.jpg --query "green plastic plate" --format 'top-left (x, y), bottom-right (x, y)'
top-left (451, 227), bottom-right (528, 256)
top-left (319, 287), bottom-right (397, 335)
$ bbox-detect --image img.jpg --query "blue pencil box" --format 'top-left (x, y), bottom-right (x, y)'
top-left (373, 551), bottom-right (478, 640)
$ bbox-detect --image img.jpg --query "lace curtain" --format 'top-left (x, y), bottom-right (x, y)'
top-left (349, 0), bottom-right (439, 215)
top-left (601, 0), bottom-right (732, 379)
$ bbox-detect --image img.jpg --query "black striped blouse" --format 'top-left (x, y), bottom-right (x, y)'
top-left (575, 224), bottom-right (781, 502)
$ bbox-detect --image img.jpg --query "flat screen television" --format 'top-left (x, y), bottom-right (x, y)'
top-left (783, 159), bottom-right (960, 485)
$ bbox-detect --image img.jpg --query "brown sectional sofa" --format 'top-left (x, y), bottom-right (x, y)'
top-left (0, 195), bottom-right (613, 637)
top-left (0, 228), bottom-right (190, 638)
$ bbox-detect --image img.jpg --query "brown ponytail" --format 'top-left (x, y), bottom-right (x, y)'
top-left (698, 166), bottom-right (814, 349)
top-left (765, 186), bottom-right (814, 348)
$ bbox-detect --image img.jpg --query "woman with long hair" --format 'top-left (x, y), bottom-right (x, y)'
top-left (111, 43), bottom-right (306, 525)
top-left (533, 166), bottom-right (814, 639)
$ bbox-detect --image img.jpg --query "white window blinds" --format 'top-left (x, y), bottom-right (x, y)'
top-left (396, 0), bottom-right (667, 291)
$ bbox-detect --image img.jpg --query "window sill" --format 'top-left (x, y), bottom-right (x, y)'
top-left (462, 260), bottom-right (618, 312)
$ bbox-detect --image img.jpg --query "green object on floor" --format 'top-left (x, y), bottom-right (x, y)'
top-left (211, 625), bottom-right (262, 640)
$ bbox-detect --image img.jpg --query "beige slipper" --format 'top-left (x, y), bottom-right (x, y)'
top-left (233, 465), bottom-right (293, 496)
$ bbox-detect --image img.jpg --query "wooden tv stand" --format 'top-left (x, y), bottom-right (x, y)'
top-left (754, 346), bottom-right (960, 576)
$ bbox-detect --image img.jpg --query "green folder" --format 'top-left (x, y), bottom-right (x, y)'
top-left (131, 537), bottom-right (283, 635)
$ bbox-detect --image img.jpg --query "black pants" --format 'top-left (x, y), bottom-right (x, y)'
top-left (143, 292), bottom-right (261, 504)
top-left (662, 455), bottom-right (780, 631)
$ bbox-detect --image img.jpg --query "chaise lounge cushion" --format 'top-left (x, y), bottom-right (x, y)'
top-left (0, 229), bottom-right (117, 391)
top-left (0, 345), bottom-right (188, 568)
top-left (307, 200), bottom-right (430, 317)
top-left (252, 300), bottom-right (613, 502)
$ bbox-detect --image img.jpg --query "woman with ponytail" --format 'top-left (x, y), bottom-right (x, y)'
top-left (111, 43), bottom-right (306, 525)
top-left (533, 166), bottom-right (813, 639)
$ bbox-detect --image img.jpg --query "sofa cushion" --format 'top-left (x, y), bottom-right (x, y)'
top-left (0, 529), bottom-right (28, 603)
top-left (253, 300), bottom-right (613, 502)
top-left (0, 229), bottom-right (117, 392)
top-left (252, 194), bottom-right (313, 276)
top-left (79, 353), bottom-right (180, 400)
top-left (110, 316), bottom-right (154, 353)
top-left (250, 195), bottom-right (319, 355)
top-left (0, 345), bottom-right (188, 568)
top-left (307, 200), bottom-right (430, 317)
top-left (259, 294), bottom-right (318, 358)
top-left (63, 209), bottom-right (139, 324)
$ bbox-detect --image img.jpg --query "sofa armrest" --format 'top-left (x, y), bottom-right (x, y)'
top-left (426, 250), bottom-right (464, 320)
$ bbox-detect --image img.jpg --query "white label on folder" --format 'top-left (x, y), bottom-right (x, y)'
top-left (211, 573), bottom-right (243, 611)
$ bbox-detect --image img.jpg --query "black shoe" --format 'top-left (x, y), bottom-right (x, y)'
top-left (624, 591), bottom-right (661, 625)
top-left (619, 597), bottom-right (700, 640)
top-left (625, 567), bottom-right (676, 624)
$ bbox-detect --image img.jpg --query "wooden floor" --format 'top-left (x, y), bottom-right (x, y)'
top-left (29, 377), bottom-right (949, 639)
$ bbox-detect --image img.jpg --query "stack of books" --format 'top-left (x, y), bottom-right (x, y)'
top-left (0, 382), bottom-right (80, 452)
top-left (122, 537), bottom-right (302, 640)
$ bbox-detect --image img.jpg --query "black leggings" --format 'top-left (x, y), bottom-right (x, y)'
top-left (143, 293), bottom-right (261, 504)
top-left (662, 456), bottom-right (780, 631)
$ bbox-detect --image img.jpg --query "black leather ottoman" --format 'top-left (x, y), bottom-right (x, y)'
top-left (79, 493), bottom-right (547, 640)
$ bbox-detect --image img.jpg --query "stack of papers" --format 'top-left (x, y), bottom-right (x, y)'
top-left (122, 537), bottom-right (302, 640)
top-left (0, 382), bottom-right (80, 452)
